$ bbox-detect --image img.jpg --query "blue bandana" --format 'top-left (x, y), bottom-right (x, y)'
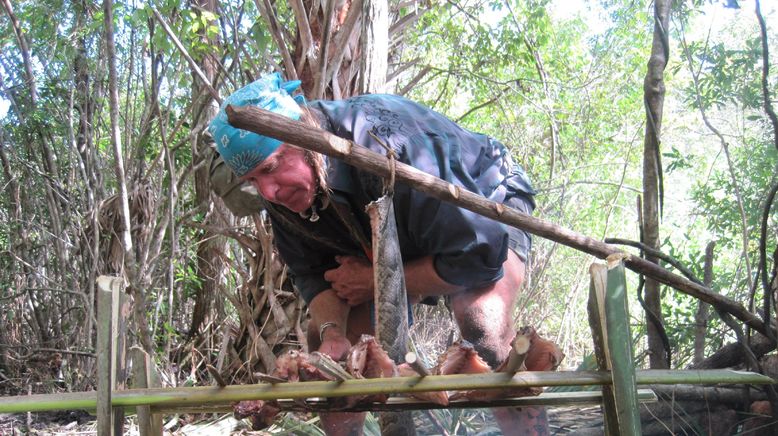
top-left (208, 73), bottom-right (305, 177)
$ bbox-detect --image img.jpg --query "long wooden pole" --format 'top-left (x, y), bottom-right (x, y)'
top-left (0, 370), bottom-right (771, 413)
top-left (225, 105), bottom-right (770, 336)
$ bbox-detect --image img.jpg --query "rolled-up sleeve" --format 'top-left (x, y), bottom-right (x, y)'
top-left (403, 186), bottom-right (509, 288)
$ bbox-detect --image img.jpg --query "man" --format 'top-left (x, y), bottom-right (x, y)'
top-left (209, 73), bottom-right (550, 435)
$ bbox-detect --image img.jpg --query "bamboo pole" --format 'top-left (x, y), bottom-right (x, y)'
top-left (224, 105), bottom-right (769, 337)
top-left (588, 264), bottom-right (619, 434)
top-left (96, 278), bottom-right (114, 436)
top-left (142, 389), bottom-right (659, 414)
top-left (130, 346), bottom-right (162, 436)
top-left (0, 370), bottom-right (771, 414)
top-left (605, 257), bottom-right (641, 435)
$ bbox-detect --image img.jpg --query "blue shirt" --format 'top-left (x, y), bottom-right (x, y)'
top-left (268, 94), bottom-right (536, 303)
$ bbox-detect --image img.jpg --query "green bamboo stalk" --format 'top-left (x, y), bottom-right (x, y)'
top-left (636, 369), bottom-right (773, 385)
top-left (0, 370), bottom-right (771, 414)
top-left (605, 257), bottom-right (641, 435)
top-left (139, 389), bottom-right (659, 415)
top-left (588, 263), bottom-right (620, 434)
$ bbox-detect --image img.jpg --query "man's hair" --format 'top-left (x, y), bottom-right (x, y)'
top-left (298, 106), bottom-right (329, 194)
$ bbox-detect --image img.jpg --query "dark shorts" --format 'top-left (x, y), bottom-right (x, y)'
top-left (503, 192), bottom-right (534, 263)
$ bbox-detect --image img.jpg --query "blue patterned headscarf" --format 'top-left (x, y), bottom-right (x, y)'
top-left (208, 73), bottom-right (305, 177)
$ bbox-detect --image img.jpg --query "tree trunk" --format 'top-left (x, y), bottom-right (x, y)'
top-left (642, 0), bottom-right (671, 370)
top-left (359, 0), bottom-right (388, 94)
top-left (693, 241), bottom-right (715, 364)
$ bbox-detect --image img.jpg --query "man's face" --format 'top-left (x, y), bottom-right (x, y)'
top-left (242, 143), bottom-right (317, 213)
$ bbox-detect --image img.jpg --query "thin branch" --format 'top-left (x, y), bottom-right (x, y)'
top-left (397, 66), bottom-right (434, 96)
top-left (0, 0), bottom-right (37, 105)
top-left (150, 7), bottom-right (222, 104)
top-left (679, 23), bottom-right (755, 315)
top-left (759, 181), bottom-right (778, 338)
top-left (325, 0), bottom-right (364, 85)
top-left (605, 238), bottom-right (704, 286)
top-left (455, 87), bottom-right (509, 123)
top-left (755, 0), bottom-right (778, 355)
top-left (540, 180), bottom-right (642, 195)
top-left (289, 0), bottom-right (317, 74)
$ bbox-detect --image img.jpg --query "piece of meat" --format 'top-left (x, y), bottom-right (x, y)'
top-left (233, 350), bottom-right (335, 428)
top-left (233, 399), bottom-right (281, 430)
top-left (435, 340), bottom-right (498, 401)
top-left (521, 326), bottom-right (565, 372)
top-left (445, 330), bottom-right (564, 402)
top-left (273, 349), bottom-right (336, 382)
top-left (347, 335), bottom-right (398, 379)
top-left (345, 335), bottom-right (398, 405)
top-left (397, 362), bottom-right (449, 406)
top-left (434, 340), bottom-right (492, 376)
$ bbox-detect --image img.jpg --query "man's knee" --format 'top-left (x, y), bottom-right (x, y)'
top-left (449, 251), bottom-right (526, 366)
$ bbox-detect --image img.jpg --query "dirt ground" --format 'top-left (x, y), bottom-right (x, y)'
top-left (0, 406), bottom-right (603, 435)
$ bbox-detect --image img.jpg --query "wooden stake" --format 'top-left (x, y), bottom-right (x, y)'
top-left (130, 346), bottom-right (162, 436)
top-left (207, 364), bottom-right (227, 388)
top-left (404, 352), bottom-right (430, 377)
top-left (500, 332), bottom-right (532, 374)
top-left (96, 277), bottom-right (115, 436)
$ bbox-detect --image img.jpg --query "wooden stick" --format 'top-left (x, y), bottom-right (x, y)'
top-left (96, 280), bottom-right (114, 435)
top-left (500, 332), bottom-right (531, 374)
top-left (206, 364), bottom-right (226, 388)
top-left (253, 373), bottom-right (287, 384)
top-left (405, 352), bottom-right (430, 377)
top-left (225, 105), bottom-right (770, 337)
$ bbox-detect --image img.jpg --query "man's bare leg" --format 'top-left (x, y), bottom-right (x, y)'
top-left (309, 302), bottom-right (374, 436)
top-left (449, 251), bottom-right (550, 436)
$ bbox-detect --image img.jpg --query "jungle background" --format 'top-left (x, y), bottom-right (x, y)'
top-left (0, 0), bottom-right (777, 433)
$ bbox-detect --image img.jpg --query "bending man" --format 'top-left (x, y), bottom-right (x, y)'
top-left (209, 73), bottom-right (551, 435)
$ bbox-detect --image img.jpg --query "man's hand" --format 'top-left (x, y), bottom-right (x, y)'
top-left (318, 329), bottom-right (352, 361)
top-left (324, 256), bottom-right (374, 306)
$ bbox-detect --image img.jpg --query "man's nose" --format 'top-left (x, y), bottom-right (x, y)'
top-left (251, 178), bottom-right (275, 201)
